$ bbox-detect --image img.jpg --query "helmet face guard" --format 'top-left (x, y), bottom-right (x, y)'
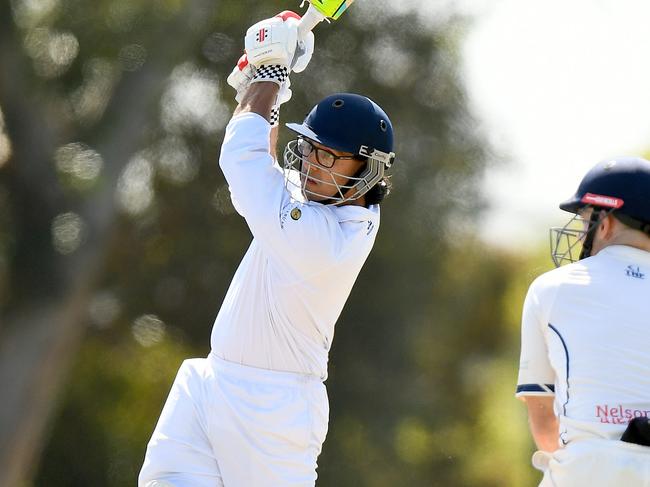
top-left (550, 193), bottom-right (622, 267)
top-left (283, 139), bottom-right (387, 205)
top-left (549, 208), bottom-right (613, 267)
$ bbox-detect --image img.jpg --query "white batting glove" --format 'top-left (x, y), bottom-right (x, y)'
top-left (227, 53), bottom-right (294, 105)
top-left (244, 11), bottom-right (314, 72)
top-left (282, 13), bottom-right (314, 73)
top-left (245, 16), bottom-right (296, 68)
top-left (226, 53), bottom-right (291, 127)
top-left (227, 54), bottom-right (255, 103)
top-left (277, 77), bottom-right (292, 105)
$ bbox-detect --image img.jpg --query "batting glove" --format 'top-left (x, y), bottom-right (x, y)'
top-left (226, 54), bottom-right (292, 97)
top-left (283, 12), bottom-right (314, 73)
top-left (227, 54), bottom-right (293, 105)
top-left (226, 54), bottom-right (291, 127)
top-left (227, 54), bottom-right (255, 103)
top-left (244, 11), bottom-right (314, 72)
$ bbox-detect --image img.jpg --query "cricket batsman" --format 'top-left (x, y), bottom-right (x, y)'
top-left (516, 157), bottom-right (650, 486)
top-left (139, 7), bottom-right (396, 487)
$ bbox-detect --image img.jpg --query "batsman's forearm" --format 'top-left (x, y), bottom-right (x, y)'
top-left (525, 397), bottom-right (560, 452)
top-left (270, 126), bottom-right (279, 158)
top-left (234, 82), bottom-right (279, 123)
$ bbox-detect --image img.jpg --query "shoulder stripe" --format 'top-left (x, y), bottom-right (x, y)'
top-left (516, 383), bottom-right (555, 394)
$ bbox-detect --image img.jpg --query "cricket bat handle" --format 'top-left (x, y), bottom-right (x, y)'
top-left (298, 4), bottom-right (326, 39)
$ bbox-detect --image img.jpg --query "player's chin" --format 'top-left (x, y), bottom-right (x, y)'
top-left (305, 190), bottom-right (328, 202)
top-left (304, 183), bottom-right (336, 202)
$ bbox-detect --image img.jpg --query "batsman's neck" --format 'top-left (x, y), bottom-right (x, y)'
top-left (593, 215), bottom-right (650, 254)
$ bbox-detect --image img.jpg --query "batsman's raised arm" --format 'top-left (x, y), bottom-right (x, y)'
top-left (218, 11), bottom-right (333, 267)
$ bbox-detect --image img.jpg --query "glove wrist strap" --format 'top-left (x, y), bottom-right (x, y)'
top-left (270, 106), bottom-right (280, 127)
top-left (250, 64), bottom-right (287, 126)
top-left (251, 64), bottom-right (289, 86)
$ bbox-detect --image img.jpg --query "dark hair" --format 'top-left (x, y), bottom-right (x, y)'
top-left (365, 176), bottom-right (392, 206)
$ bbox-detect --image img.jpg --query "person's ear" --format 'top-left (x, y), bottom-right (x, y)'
top-left (598, 212), bottom-right (616, 241)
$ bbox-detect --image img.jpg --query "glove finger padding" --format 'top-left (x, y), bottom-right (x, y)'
top-left (245, 16), bottom-right (298, 68)
top-left (227, 54), bottom-right (256, 103)
top-left (284, 19), bottom-right (313, 73)
top-left (273, 11), bottom-right (314, 73)
top-left (277, 77), bottom-right (292, 105)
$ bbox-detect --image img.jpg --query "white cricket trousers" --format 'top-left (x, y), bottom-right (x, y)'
top-left (139, 353), bottom-right (329, 487)
top-left (536, 438), bottom-right (650, 487)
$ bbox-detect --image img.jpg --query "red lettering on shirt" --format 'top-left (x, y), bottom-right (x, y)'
top-left (595, 403), bottom-right (649, 424)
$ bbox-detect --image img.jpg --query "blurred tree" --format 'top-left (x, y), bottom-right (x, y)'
top-left (36, 338), bottom-right (192, 486)
top-left (0, 0), bottom-right (235, 483)
top-left (0, 0), bottom-right (545, 485)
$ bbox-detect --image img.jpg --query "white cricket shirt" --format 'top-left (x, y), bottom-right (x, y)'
top-left (516, 245), bottom-right (650, 445)
top-left (211, 113), bottom-right (379, 379)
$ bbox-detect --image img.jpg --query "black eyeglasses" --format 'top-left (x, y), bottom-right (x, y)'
top-left (296, 138), bottom-right (357, 168)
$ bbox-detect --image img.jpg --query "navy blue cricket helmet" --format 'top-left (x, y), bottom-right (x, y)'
top-left (283, 93), bottom-right (396, 205)
top-left (286, 93), bottom-right (394, 160)
top-left (550, 156), bottom-right (650, 267)
top-left (560, 156), bottom-right (650, 233)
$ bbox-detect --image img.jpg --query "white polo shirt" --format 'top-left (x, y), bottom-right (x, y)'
top-left (517, 245), bottom-right (650, 445)
top-left (211, 112), bottom-right (379, 379)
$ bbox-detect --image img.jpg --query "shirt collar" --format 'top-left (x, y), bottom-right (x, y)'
top-left (599, 244), bottom-right (650, 265)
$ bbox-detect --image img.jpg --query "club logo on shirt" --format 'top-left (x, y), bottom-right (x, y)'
top-left (280, 205), bottom-right (302, 228)
top-left (290, 208), bottom-right (302, 220)
top-left (625, 265), bottom-right (645, 279)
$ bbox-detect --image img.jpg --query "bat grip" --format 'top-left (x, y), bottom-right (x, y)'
top-left (298, 4), bottom-right (326, 39)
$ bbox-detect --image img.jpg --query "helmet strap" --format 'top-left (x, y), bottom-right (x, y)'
top-left (579, 210), bottom-right (602, 260)
top-left (579, 208), bottom-right (622, 259)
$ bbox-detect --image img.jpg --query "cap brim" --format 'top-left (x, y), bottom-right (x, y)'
top-left (285, 122), bottom-right (351, 154)
top-left (559, 196), bottom-right (582, 213)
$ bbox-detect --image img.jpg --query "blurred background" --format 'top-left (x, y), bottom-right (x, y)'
top-left (1, 0), bottom-right (648, 485)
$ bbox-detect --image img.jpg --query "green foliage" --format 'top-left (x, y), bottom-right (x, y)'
top-left (318, 241), bottom-right (542, 486)
top-left (36, 337), bottom-right (191, 486)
